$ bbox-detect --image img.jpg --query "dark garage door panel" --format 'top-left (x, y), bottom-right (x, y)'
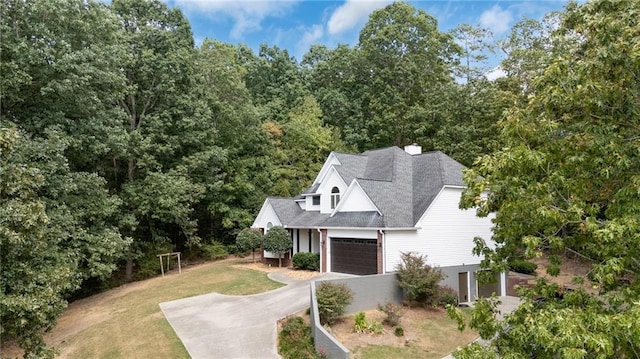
top-left (477, 273), bottom-right (501, 297)
top-left (331, 238), bottom-right (377, 275)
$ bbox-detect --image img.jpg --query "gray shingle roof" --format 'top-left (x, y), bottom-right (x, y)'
top-left (268, 198), bottom-right (303, 224)
top-left (264, 147), bottom-right (466, 229)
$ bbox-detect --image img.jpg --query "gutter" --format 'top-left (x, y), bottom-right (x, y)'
top-left (282, 226), bottom-right (420, 231)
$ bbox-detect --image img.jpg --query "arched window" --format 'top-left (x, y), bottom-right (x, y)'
top-left (266, 222), bottom-right (273, 232)
top-left (331, 187), bottom-right (340, 209)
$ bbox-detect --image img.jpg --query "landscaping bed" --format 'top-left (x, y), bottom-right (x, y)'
top-left (328, 306), bottom-right (477, 359)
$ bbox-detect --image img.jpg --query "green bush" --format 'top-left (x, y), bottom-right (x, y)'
top-left (378, 301), bottom-right (402, 326)
top-left (354, 312), bottom-right (368, 333)
top-left (436, 286), bottom-right (459, 307)
top-left (316, 282), bottom-right (353, 325)
top-left (235, 228), bottom-right (263, 262)
top-left (394, 326), bottom-right (405, 337)
top-left (293, 252), bottom-right (320, 271)
top-left (509, 259), bottom-right (538, 275)
top-left (353, 312), bottom-right (383, 334)
top-left (134, 241), bottom-right (174, 280)
top-left (278, 316), bottom-right (325, 359)
top-left (396, 252), bottom-right (444, 306)
top-left (201, 242), bottom-right (229, 260)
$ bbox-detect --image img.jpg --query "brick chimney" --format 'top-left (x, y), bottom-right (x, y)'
top-left (404, 143), bottom-right (422, 155)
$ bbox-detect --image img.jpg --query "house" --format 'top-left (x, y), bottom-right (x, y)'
top-left (252, 145), bottom-right (506, 301)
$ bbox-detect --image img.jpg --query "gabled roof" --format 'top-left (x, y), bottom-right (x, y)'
top-left (268, 197), bottom-right (303, 224)
top-left (259, 147), bottom-right (466, 229)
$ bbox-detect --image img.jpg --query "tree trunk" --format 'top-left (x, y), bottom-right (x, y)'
top-left (251, 250), bottom-right (256, 263)
top-left (125, 250), bottom-right (133, 282)
top-left (124, 157), bottom-right (136, 282)
top-left (278, 253), bottom-right (282, 268)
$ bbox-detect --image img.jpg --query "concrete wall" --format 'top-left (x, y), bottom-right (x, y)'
top-left (309, 273), bottom-right (403, 359)
top-left (439, 264), bottom-right (480, 302)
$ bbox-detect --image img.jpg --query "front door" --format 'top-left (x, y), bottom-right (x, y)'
top-left (458, 272), bottom-right (469, 302)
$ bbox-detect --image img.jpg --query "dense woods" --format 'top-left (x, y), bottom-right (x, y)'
top-left (1, 0), bottom-right (638, 357)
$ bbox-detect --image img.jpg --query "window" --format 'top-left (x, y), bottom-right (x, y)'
top-left (266, 222), bottom-right (273, 232)
top-left (312, 195), bottom-right (320, 206)
top-left (331, 187), bottom-right (340, 209)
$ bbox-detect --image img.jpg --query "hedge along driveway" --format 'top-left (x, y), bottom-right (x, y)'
top-left (160, 270), bottom-right (351, 359)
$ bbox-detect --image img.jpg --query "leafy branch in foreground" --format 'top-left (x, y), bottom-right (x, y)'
top-left (453, 1), bottom-right (640, 357)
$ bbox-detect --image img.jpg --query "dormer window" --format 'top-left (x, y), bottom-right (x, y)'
top-left (312, 195), bottom-right (320, 205)
top-left (331, 187), bottom-right (340, 209)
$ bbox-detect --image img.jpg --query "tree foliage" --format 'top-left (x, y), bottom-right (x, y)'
top-left (235, 228), bottom-right (263, 263)
top-left (263, 226), bottom-right (292, 268)
top-left (5, 0), bottom-right (629, 355)
top-left (454, 1), bottom-right (640, 357)
top-left (315, 282), bottom-right (354, 325)
top-left (395, 252), bottom-right (444, 306)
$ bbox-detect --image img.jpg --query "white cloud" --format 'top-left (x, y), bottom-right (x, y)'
top-left (296, 24), bottom-right (324, 55)
top-left (175, 0), bottom-right (299, 39)
top-left (485, 66), bottom-right (506, 81)
top-left (479, 4), bottom-right (513, 35)
top-left (327, 0), bottom-right (393, 36)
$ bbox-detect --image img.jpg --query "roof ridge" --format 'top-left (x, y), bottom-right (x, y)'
top-left (436, 152), bottom-right (446, 184)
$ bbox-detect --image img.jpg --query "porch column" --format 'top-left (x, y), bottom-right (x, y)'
top-left (377, 230), bottom-right (383, 274)
top-left (320, 229), bottom-right (328, 273)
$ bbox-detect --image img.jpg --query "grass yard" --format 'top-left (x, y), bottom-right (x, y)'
top-left (1, 259), bottom-right (283, 359)
top-left (332, 307), bottom-right (477, 359)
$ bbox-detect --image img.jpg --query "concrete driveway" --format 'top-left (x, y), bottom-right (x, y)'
top-left (160, 270), bottom-right (348, 359)
top-left (441, 296), bottom-right (521, 359)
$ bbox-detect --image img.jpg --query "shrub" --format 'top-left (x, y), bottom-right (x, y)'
top-left (293, 252), bottom-right (320, 271)
top-left (278, 316), bottom-right (325, 359)
top-left (354, 312), bottom-right (368, 333)
top-left (378, 301), bottom-right (402, 327)
top-left (201, 242), bottom-right (229, 260)
top-left (134, 241), bottom-right (173, 280)
top-left (236, 228), bottom-right (263, 263)
top-left (263, 226), bottom-right (293, 267)
top-left (436, 286), bottom-right (459, 307)
top-left (394, 326), bottom-right (405, 337)
top-left (396, 252), bottom-right (444, 306)
top-left (509, 258), bottom-right (538, 275)
top-left (316, 282), bottom-right (353, 325)
top-left (353, 312), bottom-right (384, 335)
top-left (368, 321), bottom-right (384, 335)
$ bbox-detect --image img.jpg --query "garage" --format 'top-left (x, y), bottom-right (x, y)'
top-left (477, 272), bottom-right (502, 297)
top-left (330, 238), bottom-right (377, 275)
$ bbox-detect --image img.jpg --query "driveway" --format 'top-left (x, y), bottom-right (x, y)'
top-left (160, 270), bottom-right (348, 359)
top-left (441, 295), bottom-right (521, 359)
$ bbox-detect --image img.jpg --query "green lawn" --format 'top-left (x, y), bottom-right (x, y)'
top-left (54, 259), bottom-right (283, 359)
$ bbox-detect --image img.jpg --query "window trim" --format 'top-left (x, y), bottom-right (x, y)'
top-left (331, 187), bottom-right (340, 209)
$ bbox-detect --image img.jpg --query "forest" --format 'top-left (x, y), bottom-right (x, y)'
top-left (1, 0), bottom-right (638, 357)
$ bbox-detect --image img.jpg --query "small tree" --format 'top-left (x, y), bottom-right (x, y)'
top-left (316, 282), bottom-right (354, 325)
top-left (263, 226), bottom-right (292, 267)
top-left (235, 228), bottom-right (263, 263)
top-left (396, 252), bottom-right (444, 306)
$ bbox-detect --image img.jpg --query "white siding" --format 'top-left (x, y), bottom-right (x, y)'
top-left (384, 187), bottom-right (494, 272)
top-left (312, 152), bottom-right (341, 185)
top-left (305, 195), bottom-right (321, 211)
top-left (327, 229), bottom-right (377, 239)
top-left (336, 181), bottom-right (378, 213)
top-left (317, 168), bottom-right (347, 214)
top-left (251, 201), bottom-right (281, 229)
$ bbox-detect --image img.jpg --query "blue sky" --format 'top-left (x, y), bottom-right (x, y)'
top-left (167, 0), bottom-right (569, 64)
